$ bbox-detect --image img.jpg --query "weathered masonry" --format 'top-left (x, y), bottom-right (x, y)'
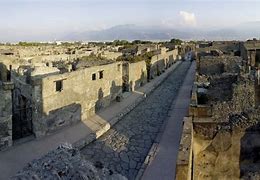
top-left (0, 81), bottom-right (14, 150)
top-left (0, 46), bottom-right (181, 150)
top-left (175, 49), bottom-right (260, 180)
top-left (122, 60), bottom-right (147, 92)
top-left (149, 48), bottom-right (177, 79)
top-left (31, 62), bottom-right (123, 137)
top-left (0, 63), bottom-right (14, 150)
top-left (240, 41), bottom-right (260, 75)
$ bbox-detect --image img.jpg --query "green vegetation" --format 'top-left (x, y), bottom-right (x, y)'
top-left (188, 40), bottom-right (197, 44)
top-left (116, 51), bottom-right (154, 63)
top-left (169, 38), bottom-right (183, 45)
top-left (60, 41), bottom-right (82, 46)
top-left (80, 54), bottom-right (107, 61)
top-left (16, 41), bottom-right (85, 47)
top-left (17, 42), bottom-right (55, 46)
top-left (105, 40), bottom-right (152, 46)
top-left (131, 40), bottom-right (152, 44)
top-left (105, 40), bottom-right (130, 46)
top-left (88, 42), bottom-right (105, 46)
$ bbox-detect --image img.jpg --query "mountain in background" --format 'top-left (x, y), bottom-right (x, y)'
top-left (61, 22), bottom-right (260, 41)
top-left (62, 24), bottom-right (199, 41)
top-left (1, 21), bottom-right (260, 42)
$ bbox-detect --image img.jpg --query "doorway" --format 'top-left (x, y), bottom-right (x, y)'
top-left (12, 89), bottom-right (33, 140)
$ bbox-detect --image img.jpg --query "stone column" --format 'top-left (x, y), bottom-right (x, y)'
top-left (31, 78), bottom-right (45, 138)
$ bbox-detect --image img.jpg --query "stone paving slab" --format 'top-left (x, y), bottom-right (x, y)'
top-left (0, 61), bottom-right (182, 180)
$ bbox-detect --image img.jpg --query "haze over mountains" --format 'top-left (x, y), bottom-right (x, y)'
top-left (1, 21), bottom-right (260, 42)
top-left (62, 22), bottom-right (260, 42)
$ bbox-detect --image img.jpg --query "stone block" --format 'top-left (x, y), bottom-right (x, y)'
top-left (0, 121), bottom-right (9, 137)
top-left (212, 131), bottom-right (232, 152)
top-left (2, 82), bottom-right (14, 91)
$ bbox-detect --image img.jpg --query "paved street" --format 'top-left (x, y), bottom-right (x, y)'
top-left (81, 61), bottom-right (192, 179)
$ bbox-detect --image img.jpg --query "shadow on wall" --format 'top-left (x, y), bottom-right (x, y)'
top-left (0, 62), bottom-right (124, 141)
top-left (36, 80), bottom-right (122, 137)
top-left (95, 81), bottom-right (121, 113)
top-left (38, 103), bottom-right (83, 136)
top-left (132, 70), bottom-right (146, 91)
top-left (0, 63), bottom-right (11, 82)
top-left (240, 122), bottom-right (260, 179)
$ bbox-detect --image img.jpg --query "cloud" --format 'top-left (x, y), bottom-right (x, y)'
top-left (179, 11), bottom-right (197, 26)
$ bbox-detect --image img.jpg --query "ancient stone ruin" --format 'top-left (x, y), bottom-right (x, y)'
top-left (176, 41), bottom-right (260, 180)
top-left (12, 143), bottom-right (127, 180)
top-left (0, 42), bottom-right (182, 148)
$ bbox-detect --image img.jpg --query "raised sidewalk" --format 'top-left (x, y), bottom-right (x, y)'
top-left (0, 61), bottom-right (182, 179)
top-left (141, 61), bottom-right (196, 180)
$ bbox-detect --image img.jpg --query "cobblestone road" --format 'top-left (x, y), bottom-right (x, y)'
top-left (81, 61), bottom-right (191, 179)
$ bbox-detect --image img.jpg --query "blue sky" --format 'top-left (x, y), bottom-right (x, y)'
top-left (1, 0), bottom-right (260, 41)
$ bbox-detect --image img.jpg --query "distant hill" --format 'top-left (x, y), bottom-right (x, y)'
top-left (2, 22), bottom-right (260, 42)
top-left (62, 24), bottom-right (191, 41)
top-left (61, 22), bottom-right (260, 41)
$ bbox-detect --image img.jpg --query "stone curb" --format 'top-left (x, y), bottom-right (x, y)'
top-left (73, 61), bottom-right (183, 150)
top-left (135, 61), bottom-right (193, 180)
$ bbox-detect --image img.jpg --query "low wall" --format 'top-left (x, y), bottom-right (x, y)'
top-left (176, 117), bottom-right (193, 180)
top-left (189, 105), bottom-right (213, 118)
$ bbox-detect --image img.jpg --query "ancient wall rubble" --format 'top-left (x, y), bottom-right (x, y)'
top-left (177, 47), bottom-right (260, 180)
top-left (12, 143), bottom-right (127, 180)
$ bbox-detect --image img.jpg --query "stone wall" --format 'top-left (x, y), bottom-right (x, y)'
top-left (176, 117), bottom-right (193, 180)
top-left (33, 54), bottom-right (79, 62)
top-left (149, 49), bottom-right (178, 79)
top-left (191, 67), bottom-right (259, 180)
top-left (31, 62), bottom-right (123, 137)
top-left (0, 63), bottom-right (8, 81)
top-left (128, 61), bottom-right (147, 91)
top-left (193, 108), bottom-right (260, 180)
top-left (101, 51), bottom-right (122, 60)
top-left (212, 79), bottom-right (255, 123)
top-left (0, 82), bottom-right (14, 150)
top-left (150, 57), bottom-right (166, 79)
top-left (193, 123), bottom-right (241, 180)
top-left (255, 83), bottom-right (260, 107)
top-left (166, 49), bottom-right (178, 65)
top-left (198, 56), bottom-right (240, 76)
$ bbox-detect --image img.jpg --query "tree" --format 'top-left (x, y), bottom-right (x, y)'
top-left (170, 38), bottom-right (183, 45)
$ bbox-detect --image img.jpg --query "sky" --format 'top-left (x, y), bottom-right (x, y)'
top-left (1, 0), bottom-right (260, 41)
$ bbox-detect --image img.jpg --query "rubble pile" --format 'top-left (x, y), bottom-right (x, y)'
top-left (12, 144), bottom-right (127, 180)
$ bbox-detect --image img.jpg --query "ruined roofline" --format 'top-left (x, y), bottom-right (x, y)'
top-left (31, 61), bottom-right (123, 82)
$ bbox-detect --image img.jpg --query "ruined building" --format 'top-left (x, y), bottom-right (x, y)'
top-left (0, 46), bottom-right (180, 150)
top-left (176, 47), bottom-right (260, 180)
